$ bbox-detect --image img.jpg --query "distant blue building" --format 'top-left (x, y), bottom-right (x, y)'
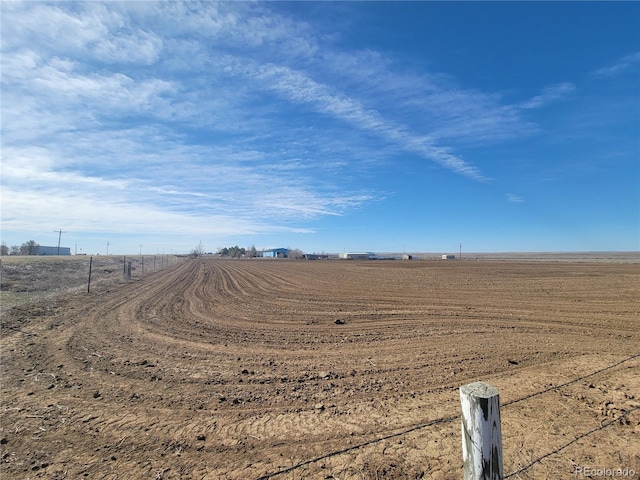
top-left (262, 248), bottom-right (289, 258)
top-left (37, 246), bottom-right (71, 255)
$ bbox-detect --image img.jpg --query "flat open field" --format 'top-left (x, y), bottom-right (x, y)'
top-left (1, 257), bottom-right (639, 479)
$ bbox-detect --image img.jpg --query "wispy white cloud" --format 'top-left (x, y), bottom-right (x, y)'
top-left (321, 58), bottom-right (534, 146)
top-left (506, 193), bottom-right (524, 203)
top-left (592, 52), bottom-right (640, 78)
top-left (519, 82), bottom-right (576, 109)
top-left (2, 1), bottom-right (584, 243)
top-left (93, 30), bottom-right (164, 65)
top-left (221, 59), bottom-right (488, 180)
top-left (0, 185), bottom-right (278, 236)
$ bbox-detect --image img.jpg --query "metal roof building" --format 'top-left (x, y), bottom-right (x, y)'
top-left (37, 246), bottom-right (71, 255)
top-left (262, 248), bottom-right (289, 258)
top-left (338, 252), bottom-right (376, 260)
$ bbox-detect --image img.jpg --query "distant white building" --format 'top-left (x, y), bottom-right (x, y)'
top-left (441, 254), bottom-right (456, 260)
top-left (38, 246), bottom-right (71, 255)
top-left (339, 252), bottom-right (376, 260)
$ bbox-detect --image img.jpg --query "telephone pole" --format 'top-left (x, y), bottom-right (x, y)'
top-left (54, 229), bottom-right (67, 255)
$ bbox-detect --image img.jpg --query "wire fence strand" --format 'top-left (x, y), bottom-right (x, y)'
top-left (502, 353), bottom-right (639, 408)
top-left (255, 354), bottom-right (640, 480)
top-left (504, 406), bottom-right (639, 479)
top-left (255, 415), bottom-right (458, 480)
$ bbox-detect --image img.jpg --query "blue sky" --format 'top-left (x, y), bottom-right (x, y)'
top-left (1, 1), bottom-right (638, 255)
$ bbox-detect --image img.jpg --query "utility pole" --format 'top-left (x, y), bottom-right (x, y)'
top-left (54, 229), bottom-right (67, 255)
top-left (459, 243), bottom-right (462, 260)
top-left (106, 242), bottom-right (110, 255)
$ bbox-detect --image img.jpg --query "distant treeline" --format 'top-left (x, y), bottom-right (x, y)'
top-left (217, 246), bottom-right (248, 258)
top-left (1, 240), bottom-right (39, 256)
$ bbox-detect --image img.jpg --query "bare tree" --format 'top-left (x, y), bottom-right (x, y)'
top-left (1, 242), bottom-right (8, 256)
top-left (191, 241), bottom-right (205, 257)
top-left (289, 248), bottom-right (305, 260)
top-left (217, 245), bottom-right (246, 258)
top-left (20, 240), bottom-right (39, 255)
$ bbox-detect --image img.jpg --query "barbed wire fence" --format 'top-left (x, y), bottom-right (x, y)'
top-left (256, 353), bottom-right (640, 480)
top-left (121, 254), bottom-right (185, 280)
top-left (84, 254), bottom-right (185, 291)
top-left (504, 406), bottom-right (639, 479)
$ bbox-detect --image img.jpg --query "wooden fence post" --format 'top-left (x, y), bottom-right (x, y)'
top-left (87, 256), bottom-right (93, 293)
top-left (460, 381), bottom-right (503, 480)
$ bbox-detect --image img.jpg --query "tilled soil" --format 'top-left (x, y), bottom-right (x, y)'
top-left (1, 258), bottom-right (639, 479)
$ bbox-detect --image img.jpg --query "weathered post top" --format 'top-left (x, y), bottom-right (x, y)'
top-left (460, 382), bottom-right (499, 399)
top-left (460, 381), bottom-right (503, 480)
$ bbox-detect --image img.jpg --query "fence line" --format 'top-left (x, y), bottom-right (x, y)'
top-left (122, 255), bottom-right (180, 279)
top-left (254, 354), bottom-right (639, 480)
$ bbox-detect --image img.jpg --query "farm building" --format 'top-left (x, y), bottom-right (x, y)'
top-left (37, 246), bottom-right (71, 255)
top-left (338, 252), bottom-right (376, 260)
top-left (262, 248), bottom-right (289, 258)
top-left (441, 254), bottom-right (456, 260)
top-left (303, 254), bottom-right (329, 260)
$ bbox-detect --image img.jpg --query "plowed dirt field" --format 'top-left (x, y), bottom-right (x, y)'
top-left (1, 257), bottom-right (639, 479)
